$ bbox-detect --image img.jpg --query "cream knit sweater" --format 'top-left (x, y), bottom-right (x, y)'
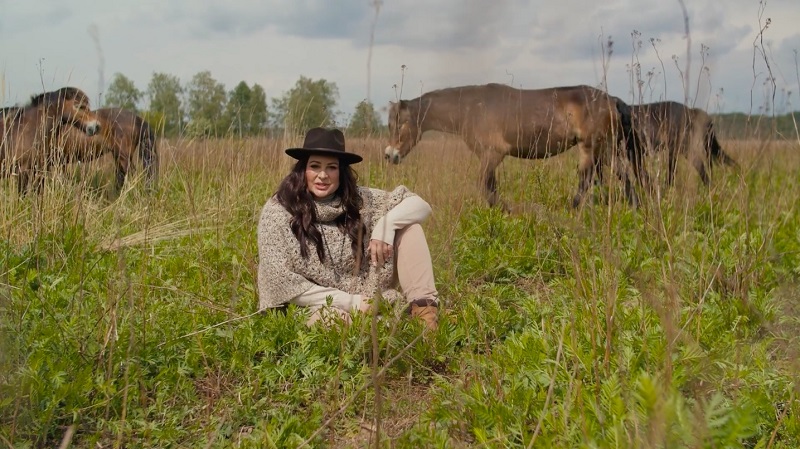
top-left (257, 185), bottom-right (415, 310)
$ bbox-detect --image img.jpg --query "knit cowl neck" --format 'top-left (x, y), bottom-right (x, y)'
top-left (314, 196), bottom-right (346, 223)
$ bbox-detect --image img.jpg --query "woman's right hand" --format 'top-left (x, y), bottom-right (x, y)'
top-left (368, 239), bottom-right (393, 267)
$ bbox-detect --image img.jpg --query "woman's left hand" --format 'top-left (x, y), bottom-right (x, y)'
top-left (368, 239), bottom-right (393, 267)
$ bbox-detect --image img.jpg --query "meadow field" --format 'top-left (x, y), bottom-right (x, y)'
top-left (1, 132), bottom-right (799, 448)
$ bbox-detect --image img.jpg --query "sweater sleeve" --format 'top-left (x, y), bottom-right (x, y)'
top-left (370, 195), bottom-right (432, 244)
top-left (359, 185), bottom-right (417, 229)
top-left (257, 202), bottom-right (318, 310)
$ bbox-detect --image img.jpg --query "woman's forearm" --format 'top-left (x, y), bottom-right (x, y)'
top-left (371, 195), bottom-right (432, 244)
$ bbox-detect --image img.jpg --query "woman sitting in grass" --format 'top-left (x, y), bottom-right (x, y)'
top-left (256, 127), bottom-right (439, 330)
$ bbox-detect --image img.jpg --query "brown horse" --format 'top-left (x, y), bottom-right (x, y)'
top-left (385, 83), bottom-right (645, 209)
top-left (56, 107), bottom-right (159, 191)
top-left (1, 107), bottom-right (20, 120)
top-left (1, 87), bottom-right (101, 193)
top-left (630, 101), bottom-right (738, 186)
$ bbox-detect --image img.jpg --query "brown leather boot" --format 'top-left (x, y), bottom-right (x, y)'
top-left (409, 299), bottom-right (438, 331)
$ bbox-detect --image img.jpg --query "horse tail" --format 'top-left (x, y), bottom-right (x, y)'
top-left (614, 97), bottom-right (646, 182)
top-left (137, 117), bottom-right (159, 190)
top-left (705, 121), bottom-right (738, 169)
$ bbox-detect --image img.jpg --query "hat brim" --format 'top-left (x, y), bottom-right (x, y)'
top-left (285, 147), bottom-right (363, 164)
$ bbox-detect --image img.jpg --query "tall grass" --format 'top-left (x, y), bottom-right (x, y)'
top-left (1, 130), bottom-right (798, 447)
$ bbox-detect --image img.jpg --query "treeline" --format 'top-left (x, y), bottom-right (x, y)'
top-left (712, 112), bottom-right (800, 140)
top-left (102, 70), bottom-right (800, 141)
top-left (101, 71), bottom-right (385, 138)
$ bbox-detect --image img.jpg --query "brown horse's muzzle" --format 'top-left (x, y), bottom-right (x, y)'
top-left (85, 120), bottom-right (101, 136)
top-left (384, 145), bottom-right (403, 164)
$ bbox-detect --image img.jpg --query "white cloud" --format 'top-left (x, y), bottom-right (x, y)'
top-left (1, 0), bottom-right (799, 117)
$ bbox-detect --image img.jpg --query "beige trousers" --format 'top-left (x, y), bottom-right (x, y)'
top-left (308, 223), bottom-right (438, 325)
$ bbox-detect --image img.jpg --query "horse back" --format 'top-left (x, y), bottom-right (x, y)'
top-left (1, 105), bottom-right (53, 167)
top-left (99, 108), bottom-right (154, 145)
top-left (99, 108), bottom-right (158, 185)
top-left (489, 85), bottom-right (618, 156)
top-left (60, 108), bottom-right (150, 159)
top-left (632, 101), bottom-right (709, 155)
top-left (408, 83), bottom-right (622, 160)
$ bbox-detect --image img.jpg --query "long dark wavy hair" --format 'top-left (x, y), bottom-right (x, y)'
top-left (274, 156), bottom-right (366, 263)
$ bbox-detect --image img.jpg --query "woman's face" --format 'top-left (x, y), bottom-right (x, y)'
top-left (305, 154), bottom-right (341, 199)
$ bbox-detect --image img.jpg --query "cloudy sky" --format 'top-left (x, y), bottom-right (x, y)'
top-left (2, 0), bottom-right (799, 121)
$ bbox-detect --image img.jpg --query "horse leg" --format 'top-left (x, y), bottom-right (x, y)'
top-left (16, 169), bottom-right (30, 195)
top-left (572, 143), bottom-right (596, 208)
top-left (691, 155), bottom-right (710, 186)
top-left (667, 150), bottom-right (678, 186)
top-left (605, 146), bottom-right (640, 209)
top-left (17, 167), bottom-right (44, 196)
top-left (593, 156), bottom-right (604, 186)
top-left (32, 172), bottom-right (45, 195)
top-left (592, 156), bottom-right (610, 205)
top-left (115, 165), bottom-right (127, 191)
top-left (614, 160), bottom-right (639, 209)
top-left (115, 150), bottom-right (131, 191)
top-left (626, 137), bottom-right (650, 194)
top-left (689, 130), bottom-right (711, 186)
top-left (137, 128), bottom-right (159, 192)
top-left (478, 150), bottom-right (507, 210)
top-left (617, 101), bottom-right (649, 201)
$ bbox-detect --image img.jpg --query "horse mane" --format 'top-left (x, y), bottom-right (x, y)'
top-left (404, 83), bottom-right (521, 105)
top-left (406, 83), bottom-right (599, 106)
top-left (29, 87), bottom-right (89, 107)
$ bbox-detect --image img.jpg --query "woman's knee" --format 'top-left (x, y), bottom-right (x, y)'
top-left (394, 222), bottom-right (426, 247)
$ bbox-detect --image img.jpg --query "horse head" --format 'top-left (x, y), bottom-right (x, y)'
top-left (384, 100), bottom-right (420, 164)
top-left (30, 87), bottom-right (101, 137)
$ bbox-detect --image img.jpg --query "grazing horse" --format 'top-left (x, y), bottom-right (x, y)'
top-left (1, 106), bottom-right (20, 120)
top-left (1, 87), bottom-right (101, 193)
top-left (385, 83), bottom-right (645, 209)
top-left (56, 108), bottom-right (159, 191)
top-left (630, 101), bottom-right (738, 186)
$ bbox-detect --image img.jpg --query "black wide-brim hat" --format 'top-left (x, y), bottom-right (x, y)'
top-left (285, 127), bottom-right (363, 164)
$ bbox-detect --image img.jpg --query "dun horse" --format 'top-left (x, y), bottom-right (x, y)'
top-left (631, 101), bottom-right (738, 186)
top-left (385, 83), bottom-right (645, 209)
top-left (57, 107), bottom-right (159, 191)
top-left (1, 87), bottom-right (101, 193)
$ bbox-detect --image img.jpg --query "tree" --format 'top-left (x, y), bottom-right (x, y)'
top-left (248, 83), bottom-right (268, 135)
top-left (186, 71), bottom-right (227, 137)
top-left (225, 81), bottom-right (252, 137)
top-left (272, 76), bottom-right (339, 134)
top-left (347, 100), bottom-right (382, 137)
top-left (224, 81), bottom-right (268, 136)
top-left (104, 73), bottom-right (142, 112)
top-left (147, 72), bottom-right (183, 137)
